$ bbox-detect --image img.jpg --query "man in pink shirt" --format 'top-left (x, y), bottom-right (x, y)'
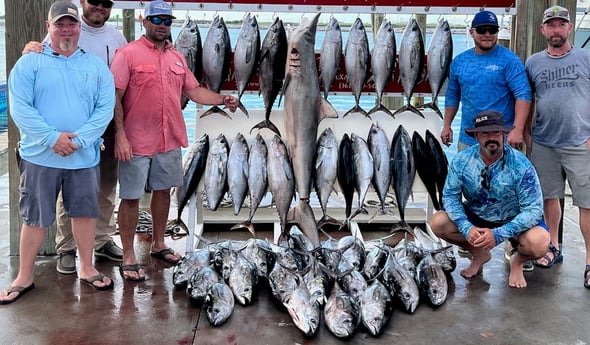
top-left (110, 0), bottom-right (238, 281)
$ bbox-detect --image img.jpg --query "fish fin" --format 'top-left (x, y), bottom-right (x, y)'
top-left (317, 214), bottom-right (341, 230)
top-left (319, 98), bottom-right (338, 120)
top-left (278, 73), bottom-right (292, 106)
top-left (230, 221), bottom-right (256, 236)
top-left (237, 101), bottom-right (249, 118)
top-left (367, 208), bottom-right (393, 223)
top-left (200, 106), bottom-right (232, 119)
top-left (367, 103), bottom-right (395, 118)
top-left (419, 102), bottom-right (443, 119)
top-left (250, 119), bottom-right (282, 137)
top-left (343, 105), bottom-right (368, 118)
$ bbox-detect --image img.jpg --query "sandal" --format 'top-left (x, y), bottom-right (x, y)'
top-left (119, 264), bottom-right (146, 282)
top-left (534, 243), bottom-right (563, 269)
top-left (584, 265), bottom-right (590, 289)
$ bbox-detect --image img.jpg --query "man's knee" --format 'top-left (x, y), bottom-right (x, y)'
top-left (430, 211), bottom-right (451, 237)
top-left (518, 226), bottom-right (550, 258)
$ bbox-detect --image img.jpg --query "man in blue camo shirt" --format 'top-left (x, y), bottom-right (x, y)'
top-left (430, 111), bottom-right (549, 288)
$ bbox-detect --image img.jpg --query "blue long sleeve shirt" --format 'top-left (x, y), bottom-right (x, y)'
top-left (442, 145), bottom-right (543, 244)
top-left (8, 44), bottom-right (115, 169)
top-left (445, 45), bottom-right (532, 146)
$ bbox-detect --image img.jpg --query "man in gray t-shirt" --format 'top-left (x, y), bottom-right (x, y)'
top-left (525, 5), bottom-right (590, 289)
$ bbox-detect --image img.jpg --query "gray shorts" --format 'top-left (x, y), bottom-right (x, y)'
top-left (19, 160), bottom-right (100, 227)
top-left (118, 148), bottom-right (183, 200)
top-left (531, 142), bottom-right (590, 208)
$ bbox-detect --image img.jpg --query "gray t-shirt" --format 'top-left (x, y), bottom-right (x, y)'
top-left (526, 47), bottom-right (590, 147)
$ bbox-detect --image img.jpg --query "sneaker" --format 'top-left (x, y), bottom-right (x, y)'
top-left (56, 250), bottom-right (77, 275)
top-left (504, 242), bottom-right (534, 272)
top-left (95, 240), bottom-right (123, 262)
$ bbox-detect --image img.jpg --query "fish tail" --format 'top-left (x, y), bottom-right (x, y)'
top-left (200, 106), bottom-right (232, 119)
top-left (367, 103), bottom-right (395, 118)
top-left (237, 101), bottom-right (249, 118)
top-left (230, 221), bottom-right (256, 236)
top-left (342, 104), bottom-right (368, 118)
top-left (317, 214), bottom-right (341, 230)
top-left (250, 119), bottom-right (282, 137)
top-left (420, 102), bottom-right (443, 119)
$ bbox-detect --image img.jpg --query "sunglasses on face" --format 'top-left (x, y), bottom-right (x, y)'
top-left (148, 16), bottom-right (173, 26)
top-left (480, 166), bottom-right (490, 190)
top-left (86, 0), bottom-right (113, 9)
top-left (474, 26), bottom-right (499, 35)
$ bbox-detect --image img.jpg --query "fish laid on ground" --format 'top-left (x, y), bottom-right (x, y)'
top-left (314, 127), bottom-right (340, 229)
top-left (381, 250), bottom-right (420, 314)
top-left (393, 18), bottom-right (425, 118)
top-left (187, 266), bottom-right (221, 305)
top-left (204, 133), bottom-right (229, 211)
top-left (233, 13), bottom-right (260, 117)
top-left (226, 250), bottom-right (257, 305)
top-left (412, 131), bottom-right (441, 210)
top-left (337, 235), bottom-right (366, 273)
top-left (420, 18), bottom-right (452, 119)
top-left (172, 247), bottom-right (211, 289)
top-left (282, 13), bottom-right (337, 248)
top-left (319, 16), bottom-right (342, 102)
top-left (362, 241), bottom-right (389, 281)
top-left (284, 277), bottom-right (321, 337)
top-left (174, 16), bottom-right (203, 109)
top-left (268, 259), bottom-right (300, 304)
top-left (343, 17), bottom-right (369, 117)
top-left (390, 125), bottom-right (416, 230)
top-left (349, 133), bottom-right (374, 221)
top-left (338, 269), bottom-right (368, 305)
top-left (416, 252), bottom-right (448, 307)
top-left (227, 133), bottom-right (249, 216)
top-left (205, 281), bottom-right (235, 326)
top-left (425, 129), bottom-right (448, 209)
top-left (368, 19), bottom-right (396, 118)
top-left (414, 226), bottom-right (456, 273)
top-left (232, 134), bottom-right (267, 234)
top-left (324, 283), bottom-right (361, 338)
top-left (239, 238), bottom-right (273, 280)
top-left (201, 16), bottom-right (232, 118)
top-left (253, 17), bottom-right (287, 136)
top-left (360, 279), bottom-right (393, 336)
top-left (337, 133), bottom-right (355, 229)
top-left (367, 122), bottom-right (392, 219)
top-left (173, 134), bottom-right (209, 227)
top-left (321, 235), bottom-right (341, 272)
top-left (266, 135), bottom-right (295, 239)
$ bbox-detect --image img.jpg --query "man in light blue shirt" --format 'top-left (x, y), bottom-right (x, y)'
top-left (0, 1), bottom-right (115, 304)
top-left (431, 111), bottom-right (549, 289)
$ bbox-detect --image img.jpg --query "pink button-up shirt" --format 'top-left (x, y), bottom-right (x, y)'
top-left (110, 36), bottom-right (198, 156)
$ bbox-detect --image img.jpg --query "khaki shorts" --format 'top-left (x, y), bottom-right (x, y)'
top-left (118, 148), bottom-right (183, 200)
top-left (531, 142), bottom-right (590, 208)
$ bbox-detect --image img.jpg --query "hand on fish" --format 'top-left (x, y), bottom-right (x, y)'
top-left (467, 227), bottom-right (496, 251)
top-left (221, 94), bottom-right (239, 113)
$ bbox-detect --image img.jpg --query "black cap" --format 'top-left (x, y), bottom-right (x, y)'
top-left (465, 110), bottom-right (514, 137)
top-left (48, 1), bottom-right (80, 23)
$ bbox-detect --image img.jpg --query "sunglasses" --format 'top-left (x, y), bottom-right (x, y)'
top-left (148, 16), bottom-right (173, 27)
top-left (474, 26), bottom-right (499, 35)
top-left (86, 0), bottom-right (114, 9)
top-left (480, 166), bottom-right (490, 190)
top-left (544, 10), bottom-right (569, 20)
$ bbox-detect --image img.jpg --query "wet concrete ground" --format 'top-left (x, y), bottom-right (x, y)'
top-left (0, 172), bottom-right (589, 345)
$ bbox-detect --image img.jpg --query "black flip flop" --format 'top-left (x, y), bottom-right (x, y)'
top-left (0, 283), bottom-right (35, 305)
top-left (150, 248), bottom-right (181, 265)
top-left (584, 265), bottom-right (590, 289)
top-left (119, 264), bottom-right (146, 281)
top-left (80, 274), bottom-right (114, 291)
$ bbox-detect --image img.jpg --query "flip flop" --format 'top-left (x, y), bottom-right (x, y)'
top-left (119, 264), bottom-right (146, 281)
top-left (584, 265), bottom-right (590, 289)
top-left (150, 248), bottom-right (181, 265)
top-left (0, 283), bottom-right (35, 305)
top-left (80, 274), bottom-right (114, 291)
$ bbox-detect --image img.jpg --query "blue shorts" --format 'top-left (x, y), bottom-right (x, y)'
top-left (19, 160), bottom-right (100, 227)
top-left (118, 148), bottom-right (183, 200)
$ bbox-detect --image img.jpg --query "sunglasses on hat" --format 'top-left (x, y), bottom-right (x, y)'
top-left (148, 16), bottom-right (173, 26)
top-left (86, 0), bottom-right (114, 9)
top-left (474, 26), bottom-right (499, 35)
top-left (544, 10), bottom-right (569, 20)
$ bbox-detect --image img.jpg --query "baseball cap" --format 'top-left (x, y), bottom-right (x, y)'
top-left (144, 0), bottom-right (176, 19)
top-left (465, 110), bottom-right (514, 137)
top-left (471, 10), bottom-right (499, 28)
top-left (48, 1), bottom-right (80, 23)
top-left (543, 6), bottom-right (570, 24)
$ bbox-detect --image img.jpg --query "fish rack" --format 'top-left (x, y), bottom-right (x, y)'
top-left (111, 0), bottom-right (516, 252)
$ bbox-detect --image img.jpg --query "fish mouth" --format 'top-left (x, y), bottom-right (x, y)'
top-left (288, 48), bottom-right (301, 71)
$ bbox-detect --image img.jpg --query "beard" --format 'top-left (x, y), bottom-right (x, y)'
top-left (483, 140), bottom-right (501, 156)
top-left (58, 37), bottom-right (77, 52)
top-left (548, 35), bottom-right (567, 48)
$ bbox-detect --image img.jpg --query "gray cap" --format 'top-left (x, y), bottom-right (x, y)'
top-left (144, 0), bottom-right (176, 19)
top-left (48, 1), bottom-right (80, 23)
top-left (543, 5), bottom-right (570, 24)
